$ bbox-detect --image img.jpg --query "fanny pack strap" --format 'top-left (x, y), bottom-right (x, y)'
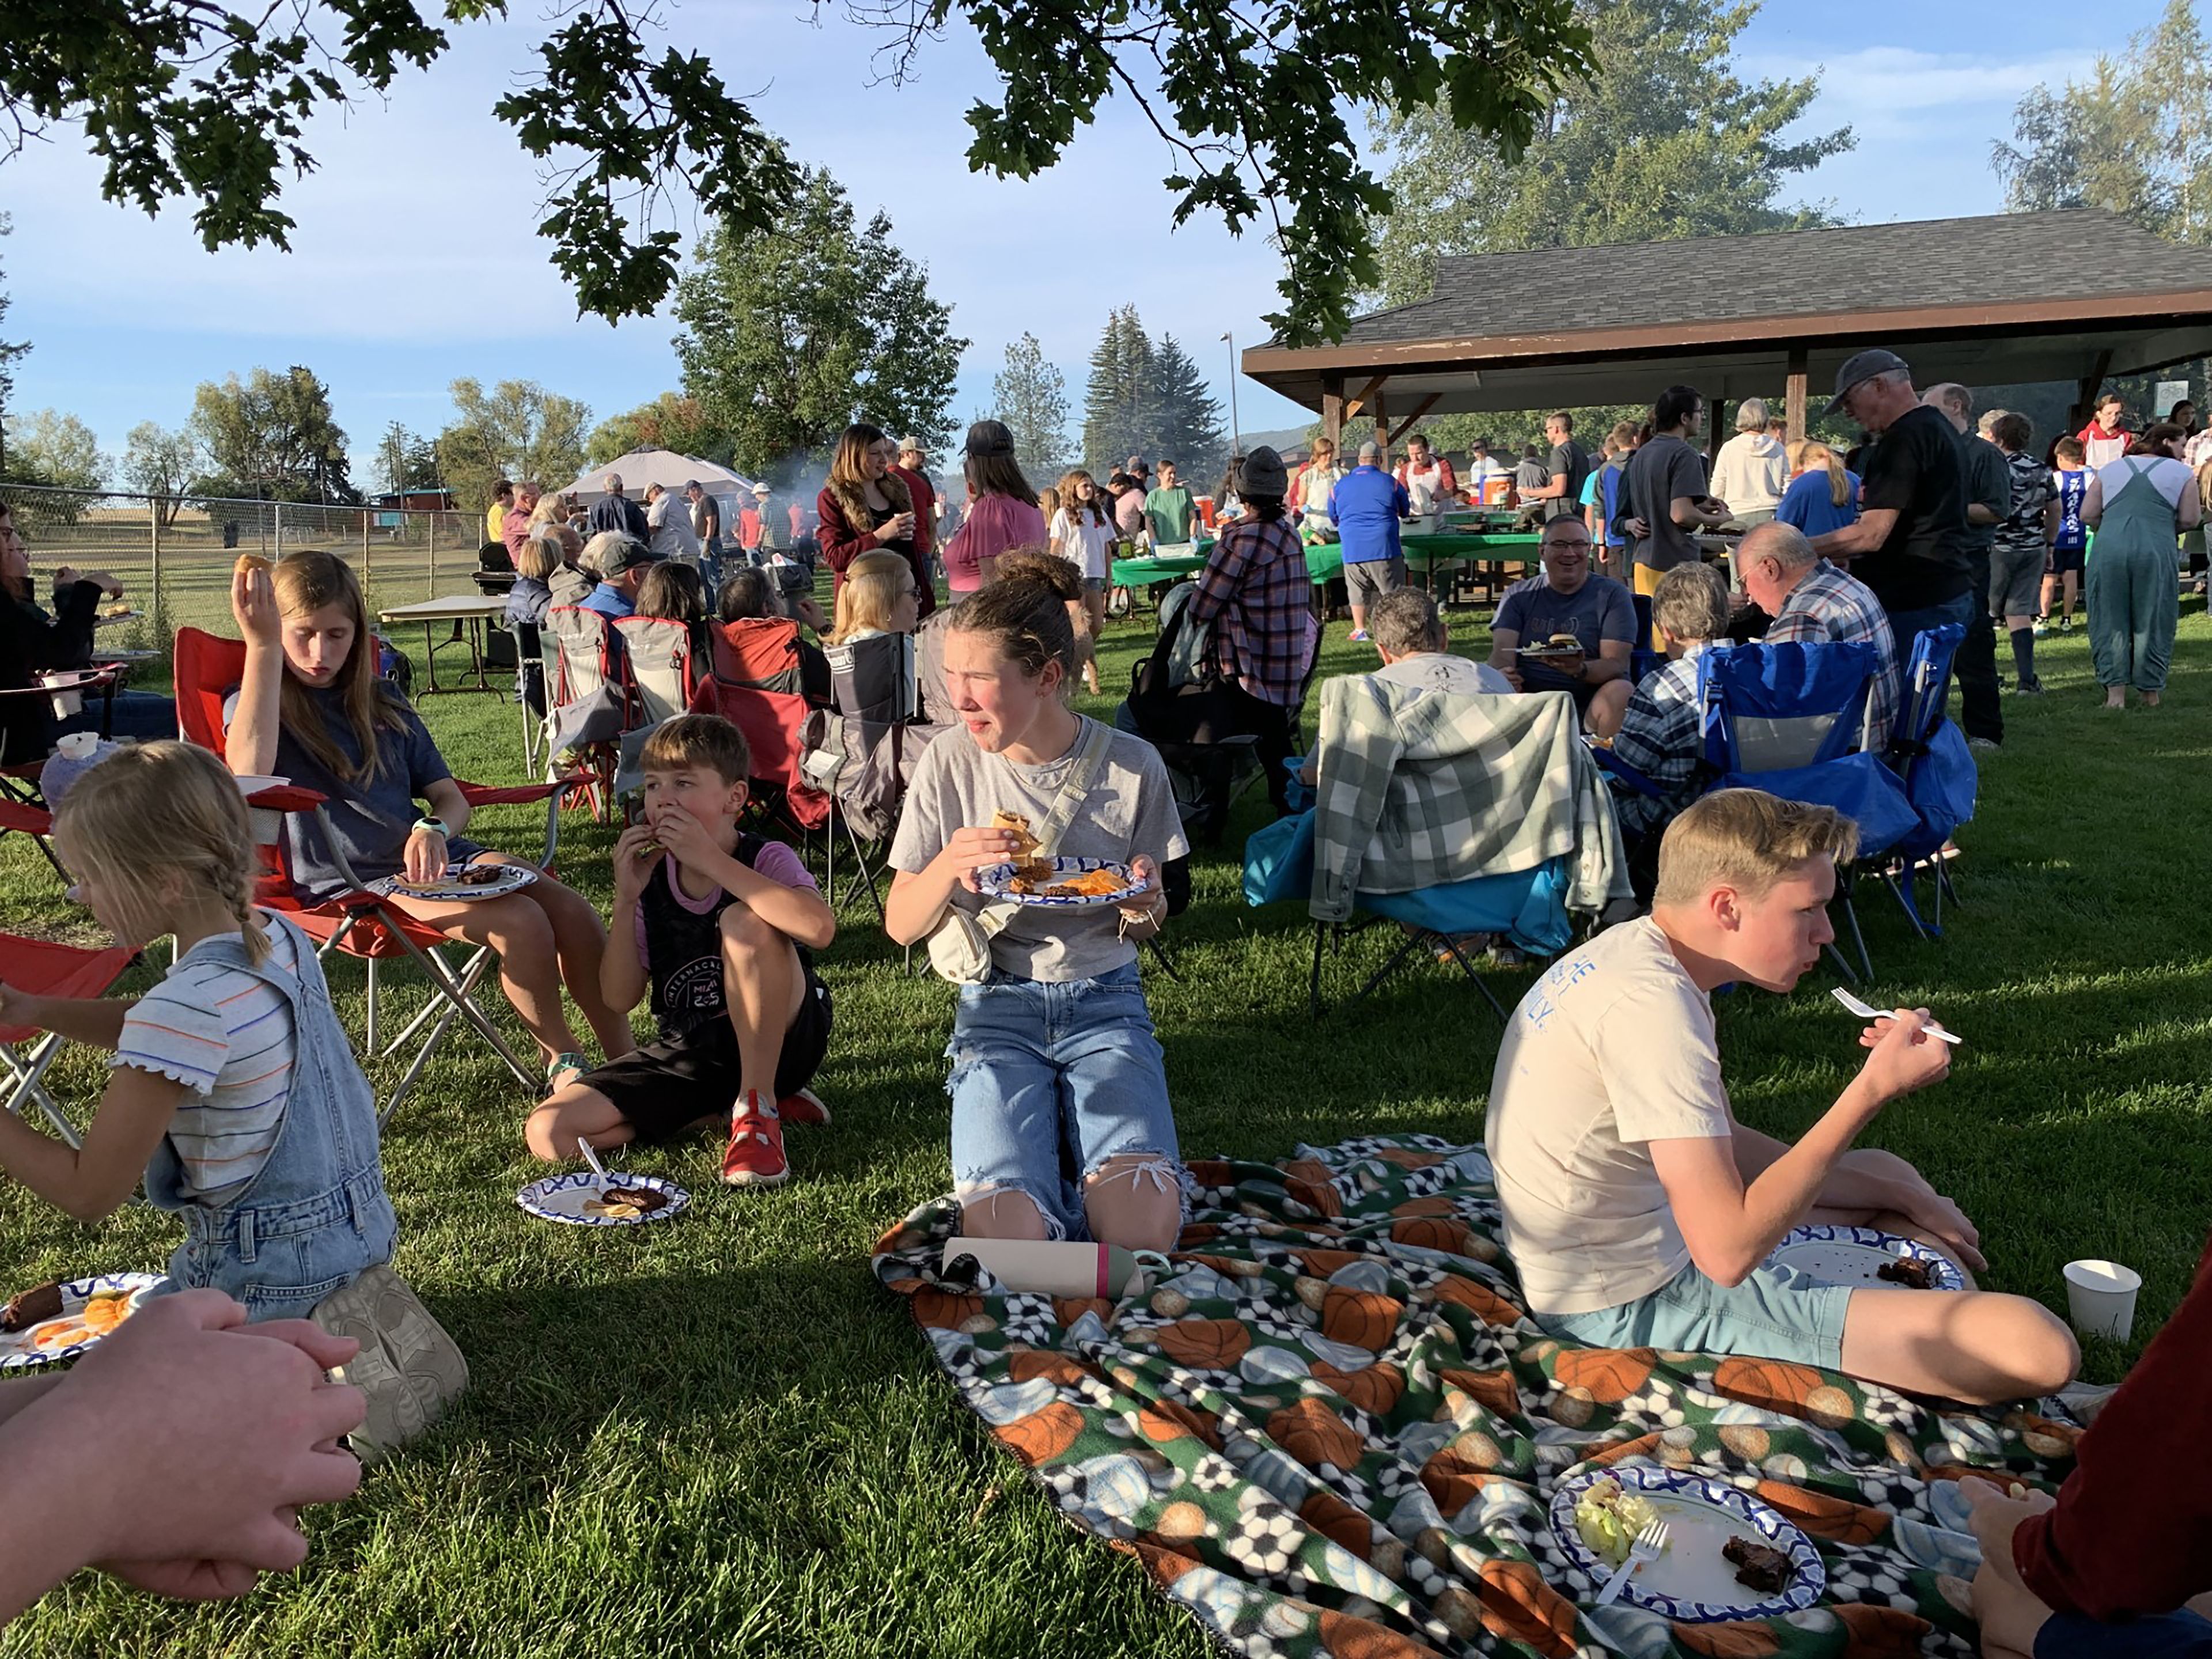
top-left (972, 718), bottom-right (1115, 944)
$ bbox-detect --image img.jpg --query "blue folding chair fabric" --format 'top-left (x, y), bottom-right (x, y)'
top-left (1241, 809), bottom-right (1569, 1018)
top-left (1698, 639), bottom-right (1879, 774)
top-left (1887, 624), bottom-right (1976, 859)
top-left (1697, 639), bottom-right (1914, 981)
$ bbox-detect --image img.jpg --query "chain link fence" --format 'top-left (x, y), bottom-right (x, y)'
top-left (1, 482), bottom-right (487, 645)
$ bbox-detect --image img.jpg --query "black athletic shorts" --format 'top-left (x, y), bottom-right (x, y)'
top-left (582, 974), bottom-right (832, 1142)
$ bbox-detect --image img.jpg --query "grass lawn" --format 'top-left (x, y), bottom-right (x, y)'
top-left (4, 590), bottom-right (2211, 1656)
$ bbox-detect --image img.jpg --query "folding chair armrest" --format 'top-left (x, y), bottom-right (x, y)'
top-left (1589, 742), bottom-right (1667, 801)
top-left (248, 783), bottom-right (331, 812)
top-left (452, 779), bottom-right (569, 806)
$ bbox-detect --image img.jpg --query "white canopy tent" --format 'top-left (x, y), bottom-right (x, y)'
top-left (562, 449), bottom-right (756, 537)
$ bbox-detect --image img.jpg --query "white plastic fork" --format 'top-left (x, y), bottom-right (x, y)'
top-left (1831, 987), bottom-right (1963, 1045)
top-left (1593, 1516), bottom-right (1670, 1607)
top-left (577, 1137), bottom-right (617, 1189)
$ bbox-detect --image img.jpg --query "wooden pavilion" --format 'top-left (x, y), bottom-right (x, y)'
top-left (1241, 210), bottom-right (2212, 452)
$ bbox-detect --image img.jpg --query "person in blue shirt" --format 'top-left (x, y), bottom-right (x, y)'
top-left (1775, 440), bottom-right (1862, 540)
top-left (2039, 435), bottom-right (2089, 635)
top-left (579, 535), bottom-right (660, 624)
top-left (1325, 440), bottom-right (1410, 643)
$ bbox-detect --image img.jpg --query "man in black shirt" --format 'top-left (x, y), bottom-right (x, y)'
top-left (1810, 351), bottom-right (1979, 745)
top-left (1521, 411), bottom-right (1593, 523)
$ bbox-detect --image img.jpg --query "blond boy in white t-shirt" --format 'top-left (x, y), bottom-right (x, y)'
top-left (1484, 789), bottom-right (2077, 1405)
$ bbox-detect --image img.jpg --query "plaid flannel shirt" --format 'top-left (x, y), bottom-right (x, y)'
top-left (1608, 647), bottom-right (1706, 836)
top-left (1309, 675), bottom-right (1628, 923)
top-left (1185, 516), bottom-right (1316, 707)
top-left (1764, 560), bottom-right (1900, 750)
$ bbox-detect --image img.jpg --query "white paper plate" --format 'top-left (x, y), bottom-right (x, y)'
top-left (1550, 1464), bottom-right (1824, 1620)
top-left (372, 864), bottom-right (539, 901)
top-left (974, 856), bottom-right (1152, 908)
top-left (517, 1171), bottom-right (690, 1228)
top-left (0, 1272), bottom-right (169, 1372)
top-left (1767, 1225), bottom-right (1966, 1291)
top-left (94, 611), bottom-right (142, 627)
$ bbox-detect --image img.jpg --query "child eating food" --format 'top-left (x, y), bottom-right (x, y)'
top-left (525, 714), bottom-right (836, 1188)
top-left (224, 550), bottom-right (632, 1090)
top-left (883, 573), bottom-right (1189, 1251)
top-left (0, 741), bottom-right (463, 1453)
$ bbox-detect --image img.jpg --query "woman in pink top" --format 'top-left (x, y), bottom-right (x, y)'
top-left (941, 419), bottom-right (1045, 593)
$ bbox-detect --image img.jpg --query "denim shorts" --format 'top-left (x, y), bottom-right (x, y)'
top-left (1539, 1260), bottom-right (1851, 1370)
top-left (2038, 1612), bottom-right (2212, 1659)
top-left (946, 960), bottom-right (1186, 1241)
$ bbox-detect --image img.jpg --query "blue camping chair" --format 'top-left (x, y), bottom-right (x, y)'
top-left (1876, 623), bottom-right (1975, 934)
top-left (1697, 640), bottom-right (1917, 982)
top-left (1242, 805), bottom-right (1572, 1022)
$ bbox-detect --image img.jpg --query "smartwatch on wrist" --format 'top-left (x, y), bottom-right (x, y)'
top-left (413, 816), bottom-right (448, 839)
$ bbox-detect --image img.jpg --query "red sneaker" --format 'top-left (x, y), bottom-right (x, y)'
top-left (721, 1093), bottom-right (788, 1188)
top-left (778, 1086), bottom-right (830, 1127)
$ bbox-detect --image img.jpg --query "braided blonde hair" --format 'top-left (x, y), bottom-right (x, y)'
top-left (54, 741), bottom-right (271, 964)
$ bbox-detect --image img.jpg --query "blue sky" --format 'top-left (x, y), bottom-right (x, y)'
top-left (0, 0), bottom-right (2154, 483)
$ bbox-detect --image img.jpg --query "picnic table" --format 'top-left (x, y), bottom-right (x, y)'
top-left (1109, 548), bottom-right (1211, 587)
top-left (1304, 531), bottom-right (1542, 594)
top-left (375, 593), bottom-right (510, 695)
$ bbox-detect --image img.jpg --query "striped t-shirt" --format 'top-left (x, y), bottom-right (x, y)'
top-left (113, 918), bottom-right (301, 1202)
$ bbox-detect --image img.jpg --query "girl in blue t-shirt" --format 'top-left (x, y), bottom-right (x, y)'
top-left (1776, 440), bottom-right (1861, 539)
top-left (226, 550), bottom-right (634, 1088)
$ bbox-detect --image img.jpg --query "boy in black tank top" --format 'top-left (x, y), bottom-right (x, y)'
top-left (524, 715), bottom-right (836, 1188)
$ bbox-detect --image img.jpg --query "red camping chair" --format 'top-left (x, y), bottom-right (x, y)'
top-left (173, 627), bottom-right (573, 1126)
top-left (1, 934), bottom-right (138, 1149)
top-left (707, 617), bottom-right (804, 696)
top-left (686, 677), bottom-right (850, 896)
top-left (0, 793), bottom-right (67, 889)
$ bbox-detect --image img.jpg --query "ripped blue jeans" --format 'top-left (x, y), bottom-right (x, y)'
top-left (946, 960), bottom-right (1185, 1242)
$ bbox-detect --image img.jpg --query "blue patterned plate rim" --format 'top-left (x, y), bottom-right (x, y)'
top-left (1548, 1463), bottom-right (1825, 1622)
top-left (1768, 1224), bottom-right (1967, 1291)
top-left (974, 856), bottom-right (1152, 908)
top-left (517, 1171), bottom-right (691, 1227)
top-left (0, 1271), bottom-right (171, 1372)
top-left (372, 865), bottom-right (539, 901)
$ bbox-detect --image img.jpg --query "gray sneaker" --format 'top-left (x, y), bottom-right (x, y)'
top-left (313, 1265), bottom-right (468, 1464)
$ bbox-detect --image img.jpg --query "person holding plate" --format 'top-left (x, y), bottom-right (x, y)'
top-left (224, 550), bottom-right (634, 1093)
top-left (1484, 788), bottom-right (2079, 1406)
top-left (884, 571), bottom-right (1189, 1252)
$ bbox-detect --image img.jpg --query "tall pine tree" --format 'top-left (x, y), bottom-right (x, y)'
top-left (1081, 306), bottom-right (1155, 474)
top-left (1147, 335), bottom-right (1225, 480)
top-left (0, 216), bottom-right (28, 478)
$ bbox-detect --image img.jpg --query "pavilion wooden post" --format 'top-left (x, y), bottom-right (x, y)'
top-left (1373, 389), bottom-right (1391, 465)
top-left (2070, 349), bottom-right (2114, 428)
top-left (1321, 373), bottom-right (1346, 454)
top-left (1707, 399), bottom-right (1730, 463)
top-left (1785, 346), bottom-right (1809, 441)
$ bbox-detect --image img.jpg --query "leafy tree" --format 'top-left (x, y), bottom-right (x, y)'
top-left (434, 378), bottom-right (590, 516)
top-left (3, 408), bottom-right (104, 490)
top-left (189, 366), bottom-right (355, 503)
top-left (1994, 0), bottom-right (2212, 245)
top-left (1081, 306), bottom-right (1157, 474)
top-left (120, 420), bottom-right (199, 523)
top-left (1147, 334), bottom-right (1226, 480)
top-left (1372, 0), bottom-right (1851, 307)
top-left (586, 393), bottom-right (731, 469)
top-left (0, 0), bottom-right (1587, 344)
top-left (673, 169), bottom-right (964, 476)
top-left (990, 334), bottom-right (1070, 482)
top-left (0, 215), bottom-right (25, 475)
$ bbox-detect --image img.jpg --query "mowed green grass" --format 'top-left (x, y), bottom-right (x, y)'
top-left (4, 592), bottom-right (2212, 1656)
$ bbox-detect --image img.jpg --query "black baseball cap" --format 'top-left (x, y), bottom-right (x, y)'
top-left (1823, 349), bottom-right (1911, 418)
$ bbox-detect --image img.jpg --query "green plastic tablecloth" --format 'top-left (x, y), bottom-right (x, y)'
top-left (1303, 531), bottom-right (1542, 586)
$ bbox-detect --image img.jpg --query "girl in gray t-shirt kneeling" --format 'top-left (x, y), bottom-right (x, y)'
top-left (885, 575), bottom-right (1191, 1252)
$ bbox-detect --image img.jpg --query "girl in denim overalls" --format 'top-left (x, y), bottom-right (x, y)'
top-left (0, 743), bottom-right (458, 1453)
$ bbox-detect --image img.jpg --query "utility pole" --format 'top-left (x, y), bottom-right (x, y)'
top-left (1220, 332), bottom-right (1241, 459)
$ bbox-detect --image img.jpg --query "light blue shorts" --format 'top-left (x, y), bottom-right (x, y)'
top-left (946, 961), bottom-right (1187, 1243)
top-left (1539, 1260), bottom-right (1851, 1369)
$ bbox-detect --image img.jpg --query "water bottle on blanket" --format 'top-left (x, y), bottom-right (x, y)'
top-left (941, 1237), bottom-right (1167, 1299)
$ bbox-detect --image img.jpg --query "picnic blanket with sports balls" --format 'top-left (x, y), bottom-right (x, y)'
top-left (872, 1134), bottom-right (2084, 1658)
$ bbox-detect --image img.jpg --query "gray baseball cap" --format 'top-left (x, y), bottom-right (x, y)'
top-left (1824, 349), bottom-right (1911, 418)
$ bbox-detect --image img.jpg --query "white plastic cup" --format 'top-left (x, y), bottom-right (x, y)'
top-left (2063, 1259), bottom-right (2142, 1342)
top-left (38, 672), bottom-right (82, 719)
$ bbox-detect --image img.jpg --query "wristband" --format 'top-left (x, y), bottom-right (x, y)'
top-left (413, 817), bottom-right (448, 839)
